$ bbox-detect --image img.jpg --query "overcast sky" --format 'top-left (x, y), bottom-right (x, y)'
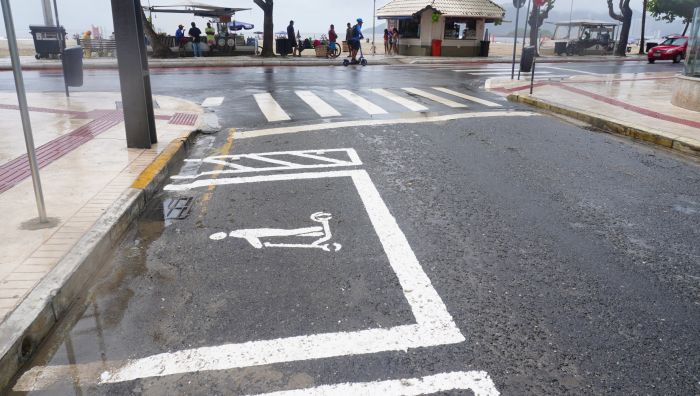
top-left (0, 0), bottom-right (673, 39)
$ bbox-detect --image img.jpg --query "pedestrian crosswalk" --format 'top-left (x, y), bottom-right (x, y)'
top-left (244, 87), bottom-right (502, 124)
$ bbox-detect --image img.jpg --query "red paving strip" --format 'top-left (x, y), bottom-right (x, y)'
top-left (169, 112), bottom-right (198, 126)
top-left (0, 103), bottom-right (88, 118)
top-left (554, 83), bottom-right (700, 129)
top-left (0, 112), bottom-right (124, 194)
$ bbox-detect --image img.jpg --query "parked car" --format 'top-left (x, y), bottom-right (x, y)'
top-left (647, 35), bottom-right (688, 63)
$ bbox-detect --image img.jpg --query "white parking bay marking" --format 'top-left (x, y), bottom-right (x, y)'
top-left (201, 96), bottom-right (224, 107)
top-left (249, 371), bottom-right (500, 396)
top-left (431, 87), bottom-right (501, 107)
top-left (254, 93), bottom-right (291, 122)
top-left (369, 88), bottom-right (428, 112)
top-left (17, 169), bottom-right (465, 389)
top-left (402, 88), bottom-right (467, 108)
top-left (335, 89), bottom-right (388, 115)
top-left (295, 91), bottom-right (341, 117)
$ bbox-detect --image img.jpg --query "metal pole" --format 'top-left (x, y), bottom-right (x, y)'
top-left (2, 0), bottom-right (48, 222)
top-left (511, 5), bottom-right (521, 79)
top-left (638, 0), bottom-right (647, 55)
top-left (372, 0), bottom-right (376, 55)
top-left (517, 0), bottom-right (532, 80)
top-left (41, 0), bottom-right (54, 26)
top-left (530, 6), bottom-right (539, 94)
top-left (52, 0), bottom-right (69, 97)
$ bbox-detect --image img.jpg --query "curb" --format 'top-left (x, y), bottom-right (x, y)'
top-left (0, 129), bottom-right (200, 392)
top-left (508, 93), bottom-right (700, 158)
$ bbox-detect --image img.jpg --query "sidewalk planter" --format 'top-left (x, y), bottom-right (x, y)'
top-left (315, 46), bottom-right (328, 57)
top-left (672, 75), bottom-right (700, 112)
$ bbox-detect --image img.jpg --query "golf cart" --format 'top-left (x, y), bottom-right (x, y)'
top-left (541, 20), bottom-right (617, 56)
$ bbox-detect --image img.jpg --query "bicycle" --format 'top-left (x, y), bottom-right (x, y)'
top-left (326, 42), bottom-right (341, 58)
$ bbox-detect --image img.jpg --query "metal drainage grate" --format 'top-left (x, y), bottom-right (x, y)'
top-left (163, 197), bottom-right (194, 220)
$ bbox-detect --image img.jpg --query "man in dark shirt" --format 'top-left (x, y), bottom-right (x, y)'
top-left (188, 22), bottom-right (202, 57)
top-left (287, 20), bottom-right (297, 57)
top-left (345, 22), bottom-right (352, 57)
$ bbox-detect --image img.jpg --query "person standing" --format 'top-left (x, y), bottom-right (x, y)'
top-left (345, 22), bottom-right (353, 57)
top-left (328, 24), bottom-right (338, 58)
top-left (287, 20), bottom-right (297, 57)
top-left (384, 28), bottom-right (390, 55)
top-left (205, 22), bottom-right (216, 53)
top-left (350, 18), bottom-right (364, 63)
top-left (175, 24), bottom-right (186, 57)
top-left (189, 22), bottom-right (202, 57)
top-left (81, 30), bottom-right (92, 58)
top-left (391, 28), bottom-right (400, 55)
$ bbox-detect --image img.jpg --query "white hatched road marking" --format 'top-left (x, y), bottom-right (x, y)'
top-left (335, 89), bottom-right (388, 115)
top-left (201, 96), bottom-right (224, 107)
top-left (431, 87), bottom-right (501, 108)
top-left (254, 93), bottom-right (291, 122)
top-left (459, 71), bottom-right (554, 76)
top-left (249, 371), bottom-right (500, 396)
top-left (369, 88), bottom-right (428, 112)
top-left (541, 65), bottom-right (600, 75)
top-left (402, 88), bottom-right (467, 108)
top-left (295, 90), bottom-right (341, 117)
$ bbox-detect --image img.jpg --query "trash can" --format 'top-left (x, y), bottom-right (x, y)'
top-left (275, 38), bottom-right (290, 55)
top-left (29, 25), bottom-right (66, 59)
top-left (520, 46), bottom-right (535, 73)
top-left (479, 40), bottom-right (490, 57)
top-left (431, 39), bottom-right (442, 57)
top-left (645, 42), bottom-right (658, 52)
top-left (62, 46), bottom-right (83, 87)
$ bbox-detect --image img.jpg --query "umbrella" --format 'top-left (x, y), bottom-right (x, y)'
top-left (228, 21), bottom-right (254, 31)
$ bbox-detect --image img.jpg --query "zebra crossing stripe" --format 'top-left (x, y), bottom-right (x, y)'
top-left (201, 97), bottom-right (224, 107)
top-left (402, 88), bottom-right (467, 108)
top-left (254, 93), bottom-right (291, 122)
top-left (295, 91), bottom-right (341, 117)
top-left (369, 88), bottom-right (428, 112)
top-left (335, 89), bottom-right (388, 115)
top-left (431, 87), bottom-right (501, 108)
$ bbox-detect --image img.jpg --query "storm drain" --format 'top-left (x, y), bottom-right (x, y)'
top-left (163, 197), bottom-right (193, 220)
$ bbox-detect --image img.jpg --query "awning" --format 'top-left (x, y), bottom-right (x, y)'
top-left (228, 21), bottom-right (254, 31)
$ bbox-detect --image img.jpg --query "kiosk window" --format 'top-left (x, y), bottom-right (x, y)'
top-left (444, 18), bottom-right (476, 39)
top-left (398, 18), bottom-right (420, 38)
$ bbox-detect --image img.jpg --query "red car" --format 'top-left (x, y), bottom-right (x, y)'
top-left (647, 35), bottom-right (688, 63)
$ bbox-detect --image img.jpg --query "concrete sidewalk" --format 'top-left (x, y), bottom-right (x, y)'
top-left (0, 92), bottom-right (204, 389)
top-left (0, 53), bottom-right (649, 71)
top-left (487, 72), bottom-right (700, 158)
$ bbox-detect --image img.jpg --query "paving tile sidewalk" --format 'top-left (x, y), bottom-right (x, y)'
top-left (486, 72), bottom-right (700, 156)
top-left (0, 92), bottom-right (203, 323)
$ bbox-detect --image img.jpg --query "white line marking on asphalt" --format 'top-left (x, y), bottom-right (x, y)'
top-left (201, 96), bottom-right (224, 107)
top-left (452, 68), bottom-right (513, 72)
top-left (541, 65), bottom-right (600, 75)
top-left (335, 89), bottom-right (388, 115)
top-left (462, 71), bottom-right (553, 76)
top-left (402, 88), bottom-right (467, 108)
top-left (234, 111), bottom-right (540, 139)
top-left (369, 88), bottom-right (429, 111)
top-left (17, 169), bottom-right (465, 390)
top-left (295, 90), bottom-right (341, 117)
top-left (172, 148), bottom-right (362, 179)
top-left (248, 371), bottom-right (500, 396)
top-left (254, 93), bottom-right (291, 122)
top-left (431, 87), bottom-right (502, 107)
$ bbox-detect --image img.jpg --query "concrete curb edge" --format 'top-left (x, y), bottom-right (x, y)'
top-left (507, 93), bottom-right (700, 158)
top-left (0, 129), bottom-right (200, 392)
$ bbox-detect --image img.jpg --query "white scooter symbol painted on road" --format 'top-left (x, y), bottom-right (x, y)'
top-left (209, 212), bottom-right (342, 252)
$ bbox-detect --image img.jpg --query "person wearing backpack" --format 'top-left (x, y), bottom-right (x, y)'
top-left (349, 18), bottom-right (364, 63)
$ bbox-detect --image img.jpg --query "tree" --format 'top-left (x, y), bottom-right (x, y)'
top-left (647, 0), bottom-right (696, 35)
top-left (607, 0), bottom-right (633, 56)
top-left (141, 8), bottom-right (172, 58)
top-left (528, 0), bottom-right (555, 55)
top-left (254, 0), bottom-right (274, 57)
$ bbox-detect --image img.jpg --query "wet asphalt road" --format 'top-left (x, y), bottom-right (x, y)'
top-left (4, 60), bottom-right (699, 395)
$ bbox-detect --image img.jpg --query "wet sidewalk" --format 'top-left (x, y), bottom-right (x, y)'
top-left (487, 72), bottom-right (700, 157)
top-left (0, 92), bottom-right (202, 324)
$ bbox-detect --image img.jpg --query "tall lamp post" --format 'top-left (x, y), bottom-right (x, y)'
top-left (372, 0), bottom-right (377, 55)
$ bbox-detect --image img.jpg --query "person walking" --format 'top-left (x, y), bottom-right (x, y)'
top-left (205, 22), bottom-right (216, 53)
top-left (384, 28), bottom-right (391, 54)
top-left (188, 22), bottom-right (202, 57)
top-left (287, 20), bottom-right (297, 57)
top-left (391, 28), bottom-right (400, 55)
top-left (81, 30), bottom-right (92, 58)
top-left (175, 24), bottom-right (186, 57)
top-left (345, 22), bottom-right (353, 57)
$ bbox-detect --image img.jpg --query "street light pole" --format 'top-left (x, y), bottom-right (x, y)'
top-left (372, 0), bottom-right (376, 55)
top-left (41, 0), bottom-right (54, 25)
top-left (2, 0), bottom-right (48, 223)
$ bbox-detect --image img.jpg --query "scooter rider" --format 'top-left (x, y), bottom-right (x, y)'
top-left (350, 18), bottom-right (364, 63)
